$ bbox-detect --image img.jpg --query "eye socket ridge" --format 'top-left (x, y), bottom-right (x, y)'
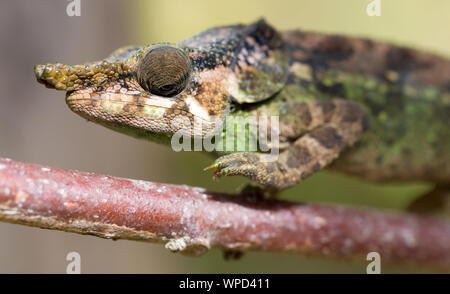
top-left (136, 45), bottom-right (191, 97)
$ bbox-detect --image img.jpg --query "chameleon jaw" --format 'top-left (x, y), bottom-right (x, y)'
top-left (65, 92), bottom-right (180, 141)
top-left (65, 90), bottom-right (176, 119)
top-left (65, 93), bottom-right (224, 140)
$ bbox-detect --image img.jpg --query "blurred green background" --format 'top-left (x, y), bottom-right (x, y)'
top-left (0, 0), bottom-right (448, 273)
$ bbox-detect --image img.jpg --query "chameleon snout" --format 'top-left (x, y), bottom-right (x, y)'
top-left (34, 64), bottom-right (55, 89)
top-left (34, 64), bottom-right (45, 81)
top-left (34, 60), bottom-right (124, 92)
top-left (34, 63), bottom-right (74, 90)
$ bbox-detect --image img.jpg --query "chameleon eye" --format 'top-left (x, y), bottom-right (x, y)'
top-left (136, 45), bottom-right (191, 97)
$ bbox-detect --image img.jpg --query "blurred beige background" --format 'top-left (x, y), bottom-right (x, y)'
top-left (0, 0), bottom-right (448, 273)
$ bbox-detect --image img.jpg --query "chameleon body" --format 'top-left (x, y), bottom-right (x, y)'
top-left (34, 20), bottom-right (450, 191)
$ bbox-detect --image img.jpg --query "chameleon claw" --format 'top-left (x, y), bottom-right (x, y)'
top-left (203, 165), bottom-right (214, 171)
top-left (203, 162), bottom-right (220, 171)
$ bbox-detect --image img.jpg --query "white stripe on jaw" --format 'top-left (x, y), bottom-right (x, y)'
top-left (142, 96), bottom-right (176, 108)
top-left (88, 93), bottom-right (176, 109)
top-left (185, 96), bottom-right (210, 120)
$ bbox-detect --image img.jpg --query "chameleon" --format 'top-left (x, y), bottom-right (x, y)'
top-left (34, 19), bottom-right (450, 201)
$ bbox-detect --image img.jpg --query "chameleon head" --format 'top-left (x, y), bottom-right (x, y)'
top-left (34, 44), bottom-right (234, 140)
top-left (34, 19), bottom-right (288, 140)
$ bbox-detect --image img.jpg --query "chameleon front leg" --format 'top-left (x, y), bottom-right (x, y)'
top-left (207, 99), bottom-right (369, 190)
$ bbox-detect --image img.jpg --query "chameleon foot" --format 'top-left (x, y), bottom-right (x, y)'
top-left (205, 153), bottom-right (262, 178)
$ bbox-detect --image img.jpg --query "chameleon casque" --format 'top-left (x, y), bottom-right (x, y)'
top-left (34, 19), bottom-right (450, 197)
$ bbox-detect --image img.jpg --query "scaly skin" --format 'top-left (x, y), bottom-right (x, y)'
top-left (34, 19), bottom-right (450, 191)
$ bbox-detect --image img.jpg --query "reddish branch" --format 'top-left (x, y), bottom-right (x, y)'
top-left (0, 157), bottom-right (449, 270)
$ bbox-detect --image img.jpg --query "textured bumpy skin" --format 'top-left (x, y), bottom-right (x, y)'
top-left (34, 19), bottom-right (450, 190)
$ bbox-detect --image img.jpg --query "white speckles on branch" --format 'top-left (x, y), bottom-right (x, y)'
top-left (58, 188), bottom-right (67, 198)
top-left (400, 228), bottom-right (417, 248)
top-left (310, 216), bottom-right (327, 230)
top-left (165, 237), bottom-right (189, 252)
top-left (130, 179), bottom-right (157, 192)
top-left (39, 179), bottom-right (50, 185)
top-left (15, 190), bottom-right (29, 205)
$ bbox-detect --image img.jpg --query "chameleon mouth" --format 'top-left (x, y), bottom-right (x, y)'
top-left (64, 90), bottom-right (180, 136)
top-left (65, 90), bottom-right (176, 119)
top-left (65, 91), bottom-right (220, 137)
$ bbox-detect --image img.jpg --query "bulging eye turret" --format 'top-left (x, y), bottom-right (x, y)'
top-left (136, 45), bottom-right (191, 97)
